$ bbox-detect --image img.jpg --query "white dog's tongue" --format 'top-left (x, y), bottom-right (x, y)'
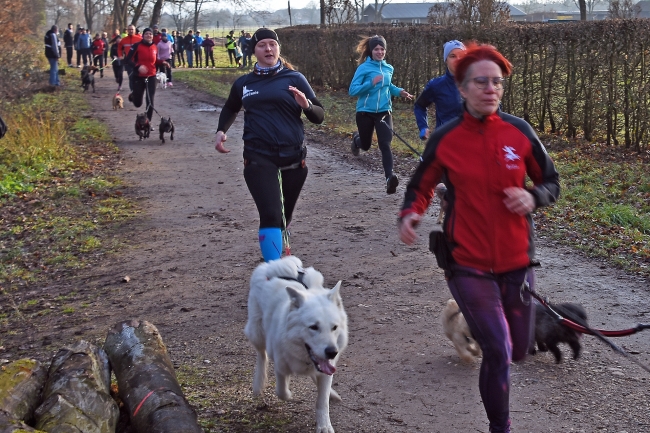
top-left (317, 359), bottom-right (336, 375)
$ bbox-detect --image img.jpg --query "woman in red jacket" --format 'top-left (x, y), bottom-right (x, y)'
top-left (398, 43), bottom-right (560, 433)
top-left (91, 33), bottom-right (106, 77)
top-left (125, 28), bottom-right (169, 121)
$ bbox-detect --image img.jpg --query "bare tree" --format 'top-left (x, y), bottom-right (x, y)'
top-left (427, 2), bottom-right (460, 25)
top-left (609, 0), bottom-right (641, 18)
top-left (452, 0), bottom-right (510, 28)
top-left (249, 9), bottom-right (272, 26)
top-left (46, 0), bottom-right (78, 27)
top-left (324, 0), bottom-right (356, 24)
top-left (150, 0), bottom-right (164, 25)
top-left (372, 0), bottom-right (391, 22)
top-left (169, 1), bottom-right (193, 32)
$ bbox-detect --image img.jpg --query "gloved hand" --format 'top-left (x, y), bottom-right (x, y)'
top-left (419, 128), bottom-right (429, 140)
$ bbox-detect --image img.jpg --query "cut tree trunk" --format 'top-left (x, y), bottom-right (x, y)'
top-left (103, 319), bottom-right (202, 433)
top-left (34, 341), bottom-right (119, 433)
top-left (0, 358), bottom-right (47, 423)
top-left (0, 410), bottom-right (42, 432)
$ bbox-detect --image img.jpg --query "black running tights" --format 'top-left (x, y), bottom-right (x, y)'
top-left (243, 150), bottom-right (308, 229)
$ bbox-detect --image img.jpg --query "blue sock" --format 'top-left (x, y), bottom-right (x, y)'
top-left (258, 228), bottom-right (282, 262)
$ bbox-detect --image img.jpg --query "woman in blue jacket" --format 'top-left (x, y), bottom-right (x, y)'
top-left (349, 35), bottom-right (412, 194)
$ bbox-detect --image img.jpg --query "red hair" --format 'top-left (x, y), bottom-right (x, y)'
top-left (454, 42), bottom-right (513, 86)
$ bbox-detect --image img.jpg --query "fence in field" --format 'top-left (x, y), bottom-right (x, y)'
top-left (278, 20), bottom-right (650, 151)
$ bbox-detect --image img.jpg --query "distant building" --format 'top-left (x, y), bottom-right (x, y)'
top-left (360, 2), bottom-right (527, 24)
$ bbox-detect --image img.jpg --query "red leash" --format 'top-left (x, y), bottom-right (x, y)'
top-left (524, 283), bottom-right (650, 374)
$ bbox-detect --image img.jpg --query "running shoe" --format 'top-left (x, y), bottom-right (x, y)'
top-left (386, 174), bottom-right (399, 195)
top-left (351, 131), bottom-right (360, 156)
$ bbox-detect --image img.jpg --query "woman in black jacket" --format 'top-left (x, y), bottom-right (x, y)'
top-left (214, 28), bottom-right (324, 261)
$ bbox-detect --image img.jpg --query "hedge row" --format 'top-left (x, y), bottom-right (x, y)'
top-left (277, 21), bottom-right (650, 150)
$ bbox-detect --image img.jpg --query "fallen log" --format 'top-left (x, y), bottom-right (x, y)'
top-left (0, 358), bottom-right (47, 423)
top-left (34, 341), bottom-right (119, 433)
top-left (0, 410), bottom-right (43, 433)
top-left (103, 320), bottom-right (202, 433)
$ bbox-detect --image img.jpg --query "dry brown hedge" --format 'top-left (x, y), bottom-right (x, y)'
top-left (278, 21), bottom-right (650, 151)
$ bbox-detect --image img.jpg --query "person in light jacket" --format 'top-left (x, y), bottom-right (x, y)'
top-left (349, 35), bottom-right (412, 194)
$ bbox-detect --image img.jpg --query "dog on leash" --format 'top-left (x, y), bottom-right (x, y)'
top-left (156, 71), bottom-right (167, 89)
top-left (112, 93), bottom-right (123, 110)
top-left (530, 301), bottom-right (587, 363)
top-left (134, 113), bottom-right (150, 141)
top-left (435, 183), bottom-right (447, 224)
top-left (159, 117), bottom-right (174, 144)
top-left (80, 65), bottom-right (98, 93)
top-left (245, 256), bottom-right (348, 433)
top-left (442, 299), bottom-right (482, 362)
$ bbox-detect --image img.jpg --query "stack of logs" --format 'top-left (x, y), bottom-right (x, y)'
top-left (0, 320), bottom-right (202, 433)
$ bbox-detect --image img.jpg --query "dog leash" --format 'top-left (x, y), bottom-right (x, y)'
top-left (380, 115), bottom-right (423, 162)
top-left (522, 282), bottom-right (650, 374)
top-left (277, 169), bottom-right (291, 256)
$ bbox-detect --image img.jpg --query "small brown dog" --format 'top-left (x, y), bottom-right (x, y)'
top-left (112, 93), bottom-right (123, 110)
top-left (435, 183), bottom-right (447, 224)
top-left (442, 299), bottom-right (482, 362)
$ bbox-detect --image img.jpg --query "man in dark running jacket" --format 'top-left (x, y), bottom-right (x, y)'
top-left (63, 23), bottom-right (74, 67)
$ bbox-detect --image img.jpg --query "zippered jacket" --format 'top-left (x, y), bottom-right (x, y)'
top-left (125, 41), bottom-right (162, 77)
top-left (400, 109), bottom-right (560, 273)
top-left (91, 39), bottom-right (105, 56)
top-left (44, 30), bottom-right (60, 59)
top-left (76, 33), bottom-right (91, 50)
top-left (414, 69), bottom-right (464, 131)
top-left (118, 34), bottom-right (142, 58)
top-left (216, 68), bottom-right (324, 158)
top-left (349, 56), bottom-right (403, 113)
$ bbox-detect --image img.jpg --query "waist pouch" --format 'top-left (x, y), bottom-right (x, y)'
top-left (429, 230), bottom-right (453, 270)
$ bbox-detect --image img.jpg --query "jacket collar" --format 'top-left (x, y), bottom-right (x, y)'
top-left (461, 107), bottom-right (502, 129)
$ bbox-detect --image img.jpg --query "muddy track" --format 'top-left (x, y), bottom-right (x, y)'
top-left (2, 72), bottom-right (649, 433)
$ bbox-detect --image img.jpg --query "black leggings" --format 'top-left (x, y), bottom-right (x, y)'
top-left (112, 62), bottom-right (123, 87)
top-left (355, 111), bottom-right (394, 179)
top-left (132, 76), bottom-right (157, 120)
top-left (243, 150), bottom-right (308, 229)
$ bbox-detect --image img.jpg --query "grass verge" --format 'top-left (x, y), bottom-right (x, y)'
top-left (0, 73), bottom-right (140, 289)
top-left (174, 68), bottom-right (650, 276)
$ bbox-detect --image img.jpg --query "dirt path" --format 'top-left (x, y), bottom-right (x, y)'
top-left (4, 73), bottom-right (650, 432)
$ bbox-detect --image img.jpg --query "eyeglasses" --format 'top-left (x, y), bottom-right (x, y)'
top-left (471, 76), bottom-right (505, 90)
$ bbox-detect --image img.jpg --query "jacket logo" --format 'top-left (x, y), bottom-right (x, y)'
top-left (503, 146), bottom-right (520, 161)
top-left (503, 146), bottom-right (521, 170)
top-left (242, 86), bottom-right (258, 99)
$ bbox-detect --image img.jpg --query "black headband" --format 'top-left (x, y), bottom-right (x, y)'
top-left (252, 28), bottom-right (279, 48)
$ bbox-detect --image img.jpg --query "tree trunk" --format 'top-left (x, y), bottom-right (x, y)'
top-left (34, 341), bottom-right (119, 433)
top-left (579, 0), bottom-right (587, 20)
top-left (0, 411), bottom-right (40, 433)
top-left (150, 0), bottom-right (165, 27)
top-left (0, 359), bottom-right (47, 424)
top-left (103, 319), bottom-right (202, 433)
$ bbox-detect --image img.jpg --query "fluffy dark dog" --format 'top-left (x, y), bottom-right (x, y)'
top-left (159, 117), bottom-right (174, 144)
top-left (530, 301), bottom-right (587, 363)
top-left (135, 113), bottom-right (150, 141)
top-left (80, 65), bottom-right (98, 93)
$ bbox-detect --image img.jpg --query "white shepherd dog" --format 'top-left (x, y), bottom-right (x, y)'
top-left (244, 256), bottom-right (348, 433)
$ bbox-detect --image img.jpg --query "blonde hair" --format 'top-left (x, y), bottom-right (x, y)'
top-left (355, 36), bottom-right (374, 65)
